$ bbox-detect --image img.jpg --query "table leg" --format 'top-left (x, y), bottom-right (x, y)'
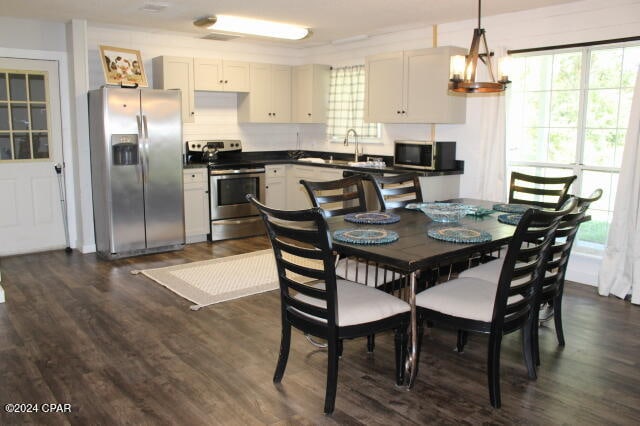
top-left (404, 271), bottom-right (418, 388)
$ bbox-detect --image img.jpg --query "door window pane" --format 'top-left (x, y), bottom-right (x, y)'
top-left (13, 133), bottom-right (31, 159)
top-left (0, 134), bottom-right (11, 159)
top-left (589, 49), bottom-right (623, 89)
top-left (11, 104), bottom-right (29, 130)
top-left (0, 73), bottom-right (6, 100)
top-left (586, 89), bottom-right (620, 128)
top-left (548, 128), bottom-right (577, 163)
top-left (0, 105), bottom-right (8, 130)
top-left (552, 52), bottom-right (581, 90)
top-left (9, 73), bottom-right (27, 101)
top-left (30, 105), bottom-right (47, 130)
top-left (32, 133), bottom-right (49, 158)
top-left (28, 74), bottom-right (46, 101)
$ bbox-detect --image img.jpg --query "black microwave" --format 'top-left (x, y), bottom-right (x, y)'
top-left (393, 140), bottom-right (457, 171)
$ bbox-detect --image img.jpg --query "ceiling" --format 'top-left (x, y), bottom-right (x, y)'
top-left (1, 0), bottom-right (581, 46)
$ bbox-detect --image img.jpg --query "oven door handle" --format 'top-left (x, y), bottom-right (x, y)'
top-left (210, 168), bottom-right (265, 175)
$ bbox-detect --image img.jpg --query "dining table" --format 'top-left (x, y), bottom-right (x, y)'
top-left (326, 198), bottom-right (520, 388)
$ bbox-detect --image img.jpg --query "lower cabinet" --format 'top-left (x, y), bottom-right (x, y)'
top-left (183, 168), bottom-right (209, 242)
top-left (286, 165), bottom-right (344, 210)
top-left (419, 174), bottom-right (460, 201)
top-left (265, 165), bottom-right (287, 209)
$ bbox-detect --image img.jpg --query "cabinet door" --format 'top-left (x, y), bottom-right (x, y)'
top-left (404, 47), bottom-right (466, 123)
top-left (292, 64), bottom-right (312, 123)
top-left (248, 63), bottom-right (272, 121)
top-left (365, 52), bottom-right (404, 123)
top-left (183, 170), bottom-right (209, 238)
top-left (153, 56), bottom-right (195, 123)
top-left (223, 61), bottom-right (250, 92)
top-left (265, 177), bottom-right (286, 209)
top-left (271, 65), bottom-right (291, 123)
top-left (193, 58), bottom-right (223, 91)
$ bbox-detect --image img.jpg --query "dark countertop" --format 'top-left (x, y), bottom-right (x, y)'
top-left (184, 150), bottom-right (464, 176)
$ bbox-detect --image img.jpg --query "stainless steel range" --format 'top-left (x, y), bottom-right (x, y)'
top-left (186, 140), bottom-right (266, 241)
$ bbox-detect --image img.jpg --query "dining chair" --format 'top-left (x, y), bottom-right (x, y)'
top-left (509, 171), bottom-right (577, 209)
top-left (247, 194), bottom-right (410, 414)
top-left (414, 198), bottom-right (577, 408)
top-left (301, 175), bottom-right (408, 352)
top-left (458, 189), bottom-right (603, 363)
top-left (368, 172), bottom-right (423, 210)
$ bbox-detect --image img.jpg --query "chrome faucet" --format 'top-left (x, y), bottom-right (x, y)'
top-left (344, 128), bottom-right (359, 162)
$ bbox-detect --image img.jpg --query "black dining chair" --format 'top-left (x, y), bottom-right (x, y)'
top-left (369, 172), bottom-right (423, 211)
top-left (509, 171), bottom-right (577, 209)
top-left (458, 189), bottom-right (603, 363)
top-left (247, 194), bottom-right (410, 414)
top-left (414, 198), bottom-right (577, 408)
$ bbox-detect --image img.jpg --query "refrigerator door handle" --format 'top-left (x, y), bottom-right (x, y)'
top-left (142, 114), bottom-right (150, 181)
top-left (136, 114), bottom-right (144, 183)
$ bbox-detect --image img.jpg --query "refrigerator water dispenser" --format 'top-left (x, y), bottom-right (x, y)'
top-left (111, 134), bottom-right (139, 166)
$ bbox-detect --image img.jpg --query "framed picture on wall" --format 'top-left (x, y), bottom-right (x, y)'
top-left (99, 45), bottom-right (148, 87)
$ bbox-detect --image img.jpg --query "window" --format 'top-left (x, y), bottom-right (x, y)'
top-left (507, 42), bottom-right (640, 253)
top-left (327, 65), bottom-right (379, 140)
top-left (0, 69), bottom-right (51, 161)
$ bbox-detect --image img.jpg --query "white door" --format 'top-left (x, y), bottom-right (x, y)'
top-left (0, 58), bottom-right (65, 255)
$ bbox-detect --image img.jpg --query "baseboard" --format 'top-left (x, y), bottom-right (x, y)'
top-left (565, 252), bottom-right (601, 287)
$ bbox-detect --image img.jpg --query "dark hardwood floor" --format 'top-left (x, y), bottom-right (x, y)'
top-left (1, 237), bottom-right (638, 425)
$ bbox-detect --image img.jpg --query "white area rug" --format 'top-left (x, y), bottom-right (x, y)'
top-left (135, 250), bottom-right (281, 310)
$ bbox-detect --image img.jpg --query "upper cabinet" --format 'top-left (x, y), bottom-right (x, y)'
top-left (365, 46), bottom-right (467, 124)
top-left (238, 63), bottom-right (291, 123)
top-left (291, 64), bottom-right (330, 124)
top-left (193, 58), bottom-right (250, 92)
top-left (152, 56), bottom-right (195, 123)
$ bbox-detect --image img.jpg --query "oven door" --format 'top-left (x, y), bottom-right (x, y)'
top-left (209, 169), bottom-right (265, 220)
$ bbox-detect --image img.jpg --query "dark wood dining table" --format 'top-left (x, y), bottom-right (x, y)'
top-left (326, 198), bottom-right (519, 388)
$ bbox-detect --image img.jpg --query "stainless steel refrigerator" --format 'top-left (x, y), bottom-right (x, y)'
top-left (88, 86), bottom-right (185, 259)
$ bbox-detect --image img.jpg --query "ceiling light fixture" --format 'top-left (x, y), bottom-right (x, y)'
top-left (449, 0), bottom-right (510, 94)
top-left (194, 15), bottom-right (310, 41)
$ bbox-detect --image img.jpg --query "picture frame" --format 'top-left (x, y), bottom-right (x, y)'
top-left (99, 45), bottom-right (148, 87)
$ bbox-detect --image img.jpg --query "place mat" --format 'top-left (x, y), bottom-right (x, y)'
top-left (344, 211), bottom-right (400, 225)
top-left (498, 213), bottom-right (522, 226)
top-left (492, 203), bottom-right (537, 213)
top-left (333, 228), bottom-right (399, 245)
top-left (427, 225), bottom-right (492, 243)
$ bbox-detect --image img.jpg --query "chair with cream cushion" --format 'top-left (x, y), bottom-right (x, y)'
top-left (247, 194), bottom-right (409, 414)
top-left (458, 190), bottom-right (602, 363)
top-left (509, 171), bottom-right (576, 209)
top-left (369, 172), bottom-right (423, 211)
top-left (415, 198), bottom-right (577, 408)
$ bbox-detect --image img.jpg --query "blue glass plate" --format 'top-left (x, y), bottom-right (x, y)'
top-left (427, 225), bottom-right (492, 244)
top-left (492, 203), bottom-right (537, 213)
top-left (498, 213), bottom-right (522, 226)
top-left (333, 228), bottom-right (399, 245)
top-left (465, 206), bottom-right (495, 217)
top-left (344, 211), bottom-right (400, 225)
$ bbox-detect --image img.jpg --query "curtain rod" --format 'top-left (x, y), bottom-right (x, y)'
top-left (508, 35), bottom-right (640, 55)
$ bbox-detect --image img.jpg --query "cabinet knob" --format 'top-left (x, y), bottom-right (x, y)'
top-left (273, 112), bottom-right (276, 116)
top-left (265, 185), bottom-right (269, 189)
top-left (397, 110), bottom-right (401, 114)
top-left (219, 80), bottom-right (224, 83)
top-left (307, 113), bottom-right (312, 116)
top-left (224, 80), bottom-right (228, 83)
top-left (402, 110), bottom-right (406, 114)
top-left (191, 174), bottom-right (195, 178)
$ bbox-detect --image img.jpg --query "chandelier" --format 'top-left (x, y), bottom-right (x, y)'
top-left (449, 0), bottom-right (510, 93)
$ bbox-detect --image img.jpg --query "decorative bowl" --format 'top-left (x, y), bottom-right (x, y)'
top-left (419, 202), bottom-right (472, 223)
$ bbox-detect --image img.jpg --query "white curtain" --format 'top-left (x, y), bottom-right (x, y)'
top-left (598, 66), bottom-right (640, 305)
top-left (475, 47), bottom-right (507, 202)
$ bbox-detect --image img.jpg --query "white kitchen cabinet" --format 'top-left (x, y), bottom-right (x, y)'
top-left (265, 165), bottom-right (287, 209)
top-left (365, 46), bottom-right (467, 124)
top-left (292, 64), bottom-right (330, 123)
top-left (183, 168), bottom-right (209, 242)
top-left (286, 165), bottom-right (344, 210)
top-left (152, 56), bottom-right (195, 123)
top-left (238, 63), bottom-right (291, 123)
top-left (193, 58), bottom-right (250, 92)
top-left (419, 174), bottom-right (460, 201)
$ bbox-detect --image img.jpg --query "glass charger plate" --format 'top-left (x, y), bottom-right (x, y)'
top-left (427, 225), bottom-right (492, 244)
top-left (492, 203), bottom-right (537, 213)
top-left (498, 213), bottom-right (522, 226)
top-left (466, 206), bottom-right (495, 217)
top-left (344, 211), bottom-right (400, 225)
top-left (333, 228), bottom-right (399, 245)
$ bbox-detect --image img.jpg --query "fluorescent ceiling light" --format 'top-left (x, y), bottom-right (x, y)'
top-left (195, 15), bottom-right (309, 40)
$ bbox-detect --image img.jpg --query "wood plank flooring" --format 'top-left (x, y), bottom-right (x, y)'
top-left (1, 237), bottom-right (639, 425)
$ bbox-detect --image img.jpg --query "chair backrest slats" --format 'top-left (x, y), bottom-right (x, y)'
top-left (248, 194), bottom-right (341, 329)
top-left (369, 172), bottom-right (422, 211)
top-left (300, 176), bottom-right (367, 217)
top-left (492, 197), bottom-right (578, 334)
top-left (509, 171), bottom-right (577, 210)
